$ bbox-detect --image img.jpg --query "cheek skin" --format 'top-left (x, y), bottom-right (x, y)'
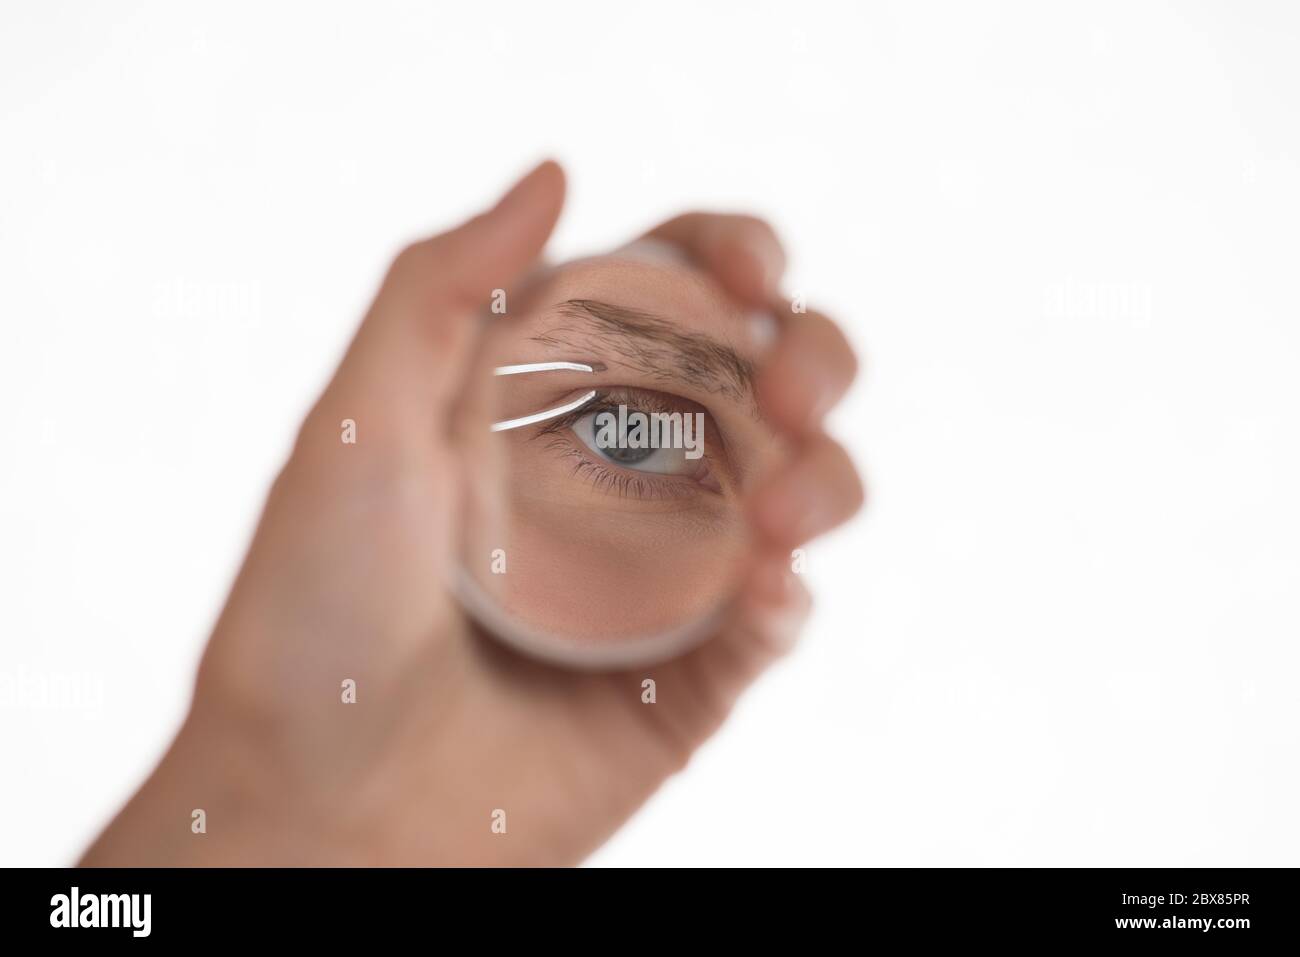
top-left (494, 497), bottom-right (750, 643)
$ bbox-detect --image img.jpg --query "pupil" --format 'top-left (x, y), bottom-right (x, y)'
top-left (601, 443), bottom-right (655, 465)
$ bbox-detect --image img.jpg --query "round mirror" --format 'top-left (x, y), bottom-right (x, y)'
top-left (455, 243), bottom-right (779, 668)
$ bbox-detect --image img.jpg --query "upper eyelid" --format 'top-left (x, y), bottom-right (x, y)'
top-left (533, 398), bottom-right (604, 437)
top-left (532, 387), bottom-right (709, 438)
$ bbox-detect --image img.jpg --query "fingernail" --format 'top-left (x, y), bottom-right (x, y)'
top-left (788, 348), bottom-right (839, 426)
top-left (764, 613), bottom-right (803, 654)
top-left (751, 568), bottom-right (805, 654)
top-left (746, 309), bottom-right (779, 353)
top-left (612, 237), bottom-right (690, 266)
top-left (808, 377), bottom-right (838, 424)
top-left (747, 238), bottom-right (784, 294)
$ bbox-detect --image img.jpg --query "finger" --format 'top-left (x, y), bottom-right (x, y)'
top-left (651, 552), bottom-right (812, 748)
top-left (313, 160), bottom-right (567, 447)
top-left (717, 553), bottom-right (813, 669)
top-left (750, 432), bottom-right (865, 548)
top-left (757, 306), bottom-right (859, 434)
top-left (645, 212), bottom-right (786, 305)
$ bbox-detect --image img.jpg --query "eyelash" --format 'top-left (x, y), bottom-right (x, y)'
top-left (532, 389), bottom-right (717, 501)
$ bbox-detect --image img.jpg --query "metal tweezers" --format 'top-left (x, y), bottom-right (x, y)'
top-left (489, 361), bottom-right (604, 432)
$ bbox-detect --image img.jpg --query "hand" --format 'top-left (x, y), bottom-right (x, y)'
top-left (80, 162), bottom-right (863, 866)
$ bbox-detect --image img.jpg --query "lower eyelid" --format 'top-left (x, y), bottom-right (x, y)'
top-left (541, 434), bottom-right (713, 501)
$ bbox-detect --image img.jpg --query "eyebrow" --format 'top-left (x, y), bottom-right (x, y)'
top-left (528, 299), bottom-right (755, 402)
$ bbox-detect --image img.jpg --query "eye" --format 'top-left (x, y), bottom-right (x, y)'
top-left (571, 407), bottom-right (700, 476)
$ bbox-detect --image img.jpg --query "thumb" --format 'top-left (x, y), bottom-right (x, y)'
top-left (316, 160), bottom-right (566, 449)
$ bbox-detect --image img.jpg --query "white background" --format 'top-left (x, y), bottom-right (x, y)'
top-left (2, 1), bottom-right (1297, 866)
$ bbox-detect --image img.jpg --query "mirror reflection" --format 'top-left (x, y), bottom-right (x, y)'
top-left (458, 246), bottom-right (780, 667)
